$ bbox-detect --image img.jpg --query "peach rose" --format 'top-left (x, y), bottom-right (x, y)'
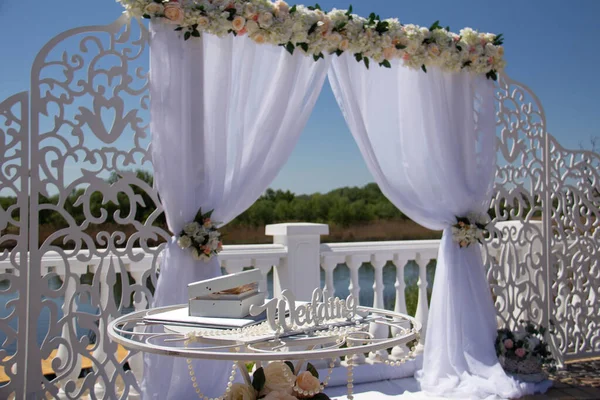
top-left (383, 47), bottom-right (396, 60)
top-left (402, 52), bottom-right (411, 61)
top-left (295, 371), bottom-right (321, 396)
top-left (144, 2), bottom-right (164, 15)
top-left (232, 16), bottom-right (246, 31)
top-left (339, 39), bottom-right (350, 51)
top-left (497, 46), bottom-right (504, 57)
top-left (250, 32), bottom-right (266, 44)
top-left (164, 2), bottom-right (184, 24)
top-left (428, 44), bottom-right (440, 57)
top-left (245, 20), bottom-right (259, 33)
top-left (244, 3), bottom-right (257, 18)
top-left (225, 383), bottom-right (257, 400)
top-left (274, 0), bottom-right (290, 17)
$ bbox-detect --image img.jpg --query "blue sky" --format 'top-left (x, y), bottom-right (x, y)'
top-left (1, 0), bottom-right (599, 194)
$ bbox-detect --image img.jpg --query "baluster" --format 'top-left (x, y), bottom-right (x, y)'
top-left (91, 258), bottom-right (117, 399)
top-left (321, 257), bottom-right (337, 298)
top-left (346, 255), bottom-right (366, 364)
top-left (369, 256), bottom-right (388, 361)
top-left (391, 256), bottom-right (410, 359)
top-left (55, 272), bottom-right (82, 399)
top-left (414, 254), bottom-right (430, 354)
top-left (127, 269), bottom-right (149, 399)
top-left (254, 258), bottom-right (279, 298)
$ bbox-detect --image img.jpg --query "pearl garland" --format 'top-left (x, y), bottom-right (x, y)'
top-left (185, 339), bottom-right (238, 400)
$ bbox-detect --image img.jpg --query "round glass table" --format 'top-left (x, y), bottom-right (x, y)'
top-left (108, 304), bottom-right (421, 399)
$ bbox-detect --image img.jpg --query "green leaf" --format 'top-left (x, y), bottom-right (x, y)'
top-left (308, 22), bottom-right (318, 35)
top-left (368, 12), bottom-right (376, 22)
top-left (195, 5), bottom-right (205, 11)
top-left (285, 42), bottom-right (295, 55)
top-left (335, 49), bottom-right (344, 56)
top-left (312, 52), bottom-right (324, 61)
top-left (290, 5), bottom-right (297, 13)
top-left (142, 14), bottom-right (152, 19)
top-left (486, 70), bottom-right (498, 81)
top-left (152, 0), bottom-right (162, 3)
top-left (306, 362), bottom-right (319, 379)
top-left (375, 21), bottom-right (389, 34)
top-left (334, 21), bottom-right (347, 32)
top-left (379, 59), bottom-right (391, 68)
top-left (184, 31), bottom-right (191, 41)
top-left (456, 45), bottom-right (462, 52)
top-left (354, 52), bottom-right (363, 62)
top-left (345, 5), bottom-right (353, 16)
top-left (315, 3), bottom-right (322, 10)
top-left (493, 33), bottom-right (504, 46)
top-left (312, 394), bottom-right (331, 400)
top-left (174, 26), bottom-right (184, 31)
top-left (429, 20), bottom-right (441, 31)
top-left (297, 42), bottom-right (309, 52)
top-left (252, 367), bottom-right (266, 392)
top-left (395, 43), bottom-right (406, 50)
top-left (461, 60), bottom-right (472, 69)
top-left (363, 57), bottom-right (370, 69)
top-left (445, 26), bottom-right (450, 31)
top-left (192, 30), bottom-right (200, 37)
top-left (421, 64), bottom-right (427, 73)
top-left (285, 361), bottom-right (295, 375)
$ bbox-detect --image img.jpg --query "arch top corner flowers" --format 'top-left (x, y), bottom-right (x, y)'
top-left (118, 0), bottom-right (505, 79)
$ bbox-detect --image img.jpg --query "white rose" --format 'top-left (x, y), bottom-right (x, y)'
top-left (191, 247), bottom-right (202, 260)
top-left (177, 235), bottom-right (192, 249)
top-left (184, 222), bottom-right (201, 235)
top-left (246, 20), bottom-right (259, 33)
top-left (258, 12), bottom-right (274, 28)
top-left (197, 16), bottom-right (210, 29)
top-left (144, 3), bottom-right (164, 15)
top-left (225, 383), bottom-right (257, 400)
top-left (244, 3), bottom-right (257, 18)
top-left (262, 362), bottom-right (294, 395)
top-left (250, 31), bottom-right (266, 44)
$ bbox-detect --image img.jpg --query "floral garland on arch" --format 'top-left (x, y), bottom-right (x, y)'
top-left (117, 0), bottom-right (506, 79)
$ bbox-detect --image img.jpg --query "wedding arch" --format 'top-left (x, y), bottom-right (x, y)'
top-left (0, 1), bottom-right (598, 399)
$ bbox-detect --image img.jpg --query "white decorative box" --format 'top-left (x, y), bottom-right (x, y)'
top-left (188, 269), bottom-right (265, 318)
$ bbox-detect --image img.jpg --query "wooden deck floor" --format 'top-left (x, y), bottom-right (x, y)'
top-left (0, 344), bottom-right (129, 383)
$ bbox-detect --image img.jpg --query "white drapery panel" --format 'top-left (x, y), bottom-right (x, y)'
top-left (143, 22), bottom-right (330, 399)
top-left (329, 54), bottom-right (550, 399)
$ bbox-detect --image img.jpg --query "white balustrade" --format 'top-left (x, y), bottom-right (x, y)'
top-left (391, 256), bottom-right (410, 359)
top-left (414, 254), bottom-right (431, 354)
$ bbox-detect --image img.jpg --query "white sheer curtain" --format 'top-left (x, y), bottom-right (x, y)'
top-left (329, 54), bottom-right (551, 399)
top-left (142, 22), bottom-right (330, 399)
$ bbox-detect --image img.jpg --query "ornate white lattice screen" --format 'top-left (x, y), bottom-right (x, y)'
top-left (0, 16), bottom-right (598, 399)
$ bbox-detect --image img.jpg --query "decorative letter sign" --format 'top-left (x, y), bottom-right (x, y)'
top-left (250, 288), bottom-right (358, 333)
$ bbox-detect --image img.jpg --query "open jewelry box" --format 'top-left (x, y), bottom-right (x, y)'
top-left (188, 269), bottom-right (266, 318)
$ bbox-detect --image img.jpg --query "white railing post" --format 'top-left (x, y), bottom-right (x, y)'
top-left (321, 257), bottom-right (338, 299)
top-left (346, 254), bottom-right (368, 364)
top-left (391, 256), bottom-right (410, 359)
top-left (55, 272), bottom-right (82, 400)
top-left (266, 223), bottom-right (329, 301)
top-left (369, 255), bottom-right (389, 361)
top-left (414, 254), bottom-right (430, 354)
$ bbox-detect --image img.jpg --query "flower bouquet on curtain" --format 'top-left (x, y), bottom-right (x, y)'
top-left (451, 213), bottom-right (490, 248)
top-left (177, 208), bottom-right (223, 262)
top-left (495, 321), bottom-right (556, 383)
top-left (227, 361), bottom-right (331, 400)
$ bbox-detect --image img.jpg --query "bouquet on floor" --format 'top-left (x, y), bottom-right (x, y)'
top-left (227, 361), bottom-right (330, 400)
top-left (495, 321), bottom-right (556, 382)
top-left (177, 208), bottom-right (223, 262)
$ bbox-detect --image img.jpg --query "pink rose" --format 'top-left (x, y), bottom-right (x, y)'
top-left (515, 348), bottom-right (526, 358)
top-left (402, 53), bottom-right (411, 61)
top-left (504, 339), bottom-right (514, 349)
top-left (383, 47), bottom-right (396, 60)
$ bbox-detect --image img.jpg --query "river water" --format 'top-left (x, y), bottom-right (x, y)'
top-left (0, 261), bottom-right (435, 356)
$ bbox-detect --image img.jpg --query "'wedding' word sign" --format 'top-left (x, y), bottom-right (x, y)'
top-left (249, 288), bottom-right (358, 332)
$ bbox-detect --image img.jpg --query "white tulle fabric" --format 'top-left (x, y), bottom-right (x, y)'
top-left (142, 22), bottom-right (330, 399)
top-left (329, 54), bottom-right (551, 399)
